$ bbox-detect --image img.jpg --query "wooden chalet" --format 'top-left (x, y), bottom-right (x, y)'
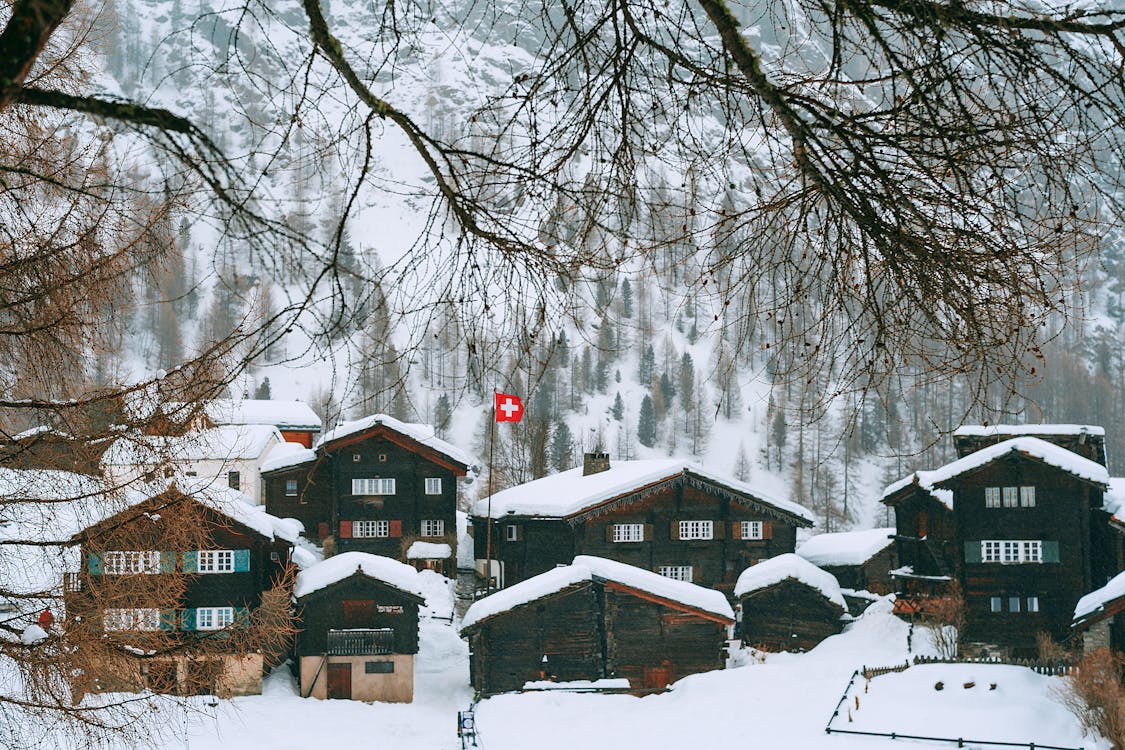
top-left (883, 433), bottom-right (1111, 658)
top-left (1072, 569), bottom-right (1125, 655)
top-left (461, 555), bottom-right (734, 695)
top-left (262, 414), bottom-right (476, 569)
top-left (294, 552), bottom-right (425, 702)
top-left (471, 453), bottom-right (814, 593)
top-left (735, 553), bottom-right (848, 652)
top-left (66, 484), bottom-right (299, 697)
top-left (953, 424), bottom-right (1106, 466)
top-left (796, 527), bottom-right (897, 597)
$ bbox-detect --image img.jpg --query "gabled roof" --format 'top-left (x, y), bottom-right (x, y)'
top-left (294, 552), bottom-right (426, 601)
top-left (205, 399), bottom-right (322, 431)
top-left (472, 459), bottom-right (814, 525)
top-left (796, 528), bottom-right (895, 568)
top-left (953, 424), bottom-right (1105, 438)
top-left (460, 555), bottom-right (734, 632)
top-left (734, 553), bottom-right (847, 611)
top-left (316, 414), bottom-right (476, 474)
top-left (260, 443), bottom-right (317, 474)
top-left (100, 425), bottom-right (282, 465)
top-left (1073, 570), bottom-right (1125, 630)
top-left (882, 436), bottom-right (1109, 510)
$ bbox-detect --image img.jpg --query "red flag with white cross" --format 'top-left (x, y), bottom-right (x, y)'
top-left (494, 392), bottom-right (524, 422)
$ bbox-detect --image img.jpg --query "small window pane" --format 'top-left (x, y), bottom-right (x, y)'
top-left (352, 478), bottom-right (396, 496)
top-left (1027, 596), bottom-right (1040, 612)
top-left (354, 520), bottom-right (389, 538)
top-left (421, 519), bottom-right (445, 537)
top-left (990, 597), bottom-right (1002, 613)
top-left (425, 478), bottom-right (442, 495)
top-left (285, 479), bottom-right (298, 496)
top-left (1020, 486), bottom-right (1036, 508)
top-left (613, 523), bottom-right (644, 543)
top-left (658, 566), bottom-right (693, 581)
top-left (1008, 596), bottom-right (1021, 613)
top-left (505, 525), bottom-right (519, 541)
top-left (985, 487), bottom-right (1001, 508)
top-left (227, 471), bottom-right (240, 491)
top-left (1002, 487), bottom-right (1018, 508)
top-left (742, 521), bottom-right (763, 540)
top-left (679, 521), bottom-right (713, 540)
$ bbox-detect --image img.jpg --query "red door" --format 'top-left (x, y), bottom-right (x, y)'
top-left (327, 663), bottom-right (352, 699)
top-left (643, 661), bottom-right (675, 690)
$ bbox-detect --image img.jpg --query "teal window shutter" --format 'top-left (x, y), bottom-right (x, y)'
top-left (159, 609), bottom-right (177, 631)
top-left (1043, 540), bottom-right (1060, 563)
top-left (963, 541), bottom-right (982, 564)
top-left (234, 607), bottom-right (250, 628)
top-left (180, 608), bottom-right (196, 631)
top-left (87, 552), bottom-right (103, 575)
top-left (182, 550), bottom-right (198, 573)
top-left (160, 551), bottom-right (177, 573)
top-left (233, 549), bottom-right (251, 572)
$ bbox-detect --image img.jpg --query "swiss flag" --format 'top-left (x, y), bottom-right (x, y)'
top-left (495, 392), bottom-right (524, 422)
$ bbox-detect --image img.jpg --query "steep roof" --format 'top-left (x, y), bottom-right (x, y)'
top-left (472, 459), bottom-right (814, 524)
top-left (797, 528), bottom-right (896, 567)
top-left (294, 552), bottom-right (426, 600)
top-left (461, 555), bottom-right (734, 631)
top-left (317, 414), bottom-right (476, 472)
top-left (100, 425), bottom-right (282, 465)
top-left (205, 399), bottom-right (322, 431)
top-left (1073, 570), bottom-right (1125, 628)
top-left (953, 424), bottom-right (1105, 438)
top-left (734, 553), bottom-right (848, 611)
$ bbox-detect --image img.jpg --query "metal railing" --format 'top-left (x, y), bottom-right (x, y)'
top-left (326, 628), bottom-right (393, 656)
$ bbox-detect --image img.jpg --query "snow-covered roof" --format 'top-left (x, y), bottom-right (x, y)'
top-left (260, 442), bottom-right (317, 473)
top-left (406, 541), bottom-right (451, 559)
top-left (9, 426), bottom-right (70, 441)
top-left (954, 424), bottom-right (1104, 438)
top-left (100, 425), bottom-right (282, 465)
top-left (1102, 477), bottom-right (1125, 521)
top-left (734, 553), bottom-right (847, 611)
top-left (461, 555), bottom-right (734, 631)
top-left (318, 413), bottom-right (476, 470)
top-left (883, 437), bottom-right (1109, 509)
top-left (797, 528), bottom-right (896, 567)
top-left (472, 459), bottom-right (814, 523)
top-left (294, 552), bottom-right (426, 600)
top-left (205, 399), bottom-right (322, 431)
top-left (1074, 570), bottom-right (1125, 625)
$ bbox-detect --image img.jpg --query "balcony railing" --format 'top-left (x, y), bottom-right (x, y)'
top-left (327, 628), bottom-right (394, 656)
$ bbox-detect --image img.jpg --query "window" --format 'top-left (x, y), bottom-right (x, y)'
top-left (366, 660), bottom-right (395, 674)
top-left (104, 608), bottom-right (160, 631)
top-left (353, 453), bottom-right (362, 462)
top-left (425, 477), bottom-right (442, 495)
top-left (196, 607), bottom-right (235, 631)
top-left (378, 453), bottom-right (387, 462)
top-left (1008, 596), bottom-right (1021, 613)
top-left (421, 519), bottom-right (445, 537)
top-left (658, 566), bottom-right (693, 581)
top-left (1002, 487), bottom-right (1018, 508)
top-left (679, 520), bottom-right (713, 540)
top-left (1022, 541), bottom-right (1042, 563)
top-left (505, 525), bottom-right (519, 542)
top-left (985, 487), bottom-right (1001, 508)
top-left (198, 550), bottom-right (234, 573)
top-left (741, 521), bottom-right (763, 540)
top-left (980, 540), bottom-right (1042, 564)
top-left (1002, 541), bottom-right (1021, 563)
top-left (985, 486), bottom-right (1036, 509)
top-left (103, 551), bottom-right (160, 575)
top-left (1027, 596), bottom-right (1040, 612)
top-left (352, 478), bottom-right (395, 496)
top-left (227, 471), bottom-right (240, 491)
top-left (613, 523), bottom-right (645, 543)
top-left (982, 541), bottom-right (1002, 562)
top-left (990, 597), bottom-right (1002, 613)
top-left (1020, 486), bottom-right (1036, 508)
top-left (353, 520), bottom-right (389, 538)
top-left (285, 479), bottom-right (298, 496)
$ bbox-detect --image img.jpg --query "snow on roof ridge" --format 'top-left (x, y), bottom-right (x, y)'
top-left (796, 527), bottom-right (896, 567)
top-left (461, 555), bottom-right (733, 630)
top-left (100, 424), bottom-right (282, 465)
top-left (953, 423), bottom-right (1105, 438)
top-left (317, 413), bottom-right (476, 469)
top-left (294, 551), bottom-right (426, 600)
top-left (734, 553), bottom-right (847, 610)
top-left (206, 399), bottom-right (322, 430)
top-left (1074, 569), bottom-right (1125, 624)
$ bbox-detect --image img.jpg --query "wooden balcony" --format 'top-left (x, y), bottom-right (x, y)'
top-left (326, 628), bottom-right (393, 656)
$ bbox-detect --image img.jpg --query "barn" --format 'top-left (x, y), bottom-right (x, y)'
top-left (735, 553), bottom-right (848, 652)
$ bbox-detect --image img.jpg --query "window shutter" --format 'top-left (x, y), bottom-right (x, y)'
top-left (762, 522), bottom-right (773, 540)
top-left (159, 609), bottom-right (177, 631)
top-left (339, 521), bottom-right (353, 539)
top-left (731, 522), bottom-right (742, 540)
top-left (712, 520), bottom-right (724, 539)
top-left (317, 522), bottom-right (329, 539)
top-left (671, 522), bottom-right (681, 541)
top-left (605, 525), bottom-right (615, 543)
top-left (389, 520), bottom-right (403, 538)
top-left (234, 607), bottom-right (251, 628)
top-left (234, 550), bottom-right (251, 572)
top-left (963, 541), bottom-right (982, 564)
top-left (1043, 540), bottom-right (1060, 563)
top-left (643, 523), bottom-right (653, 541)
top-left (86, 552), bottom-right (103, 575)
top-left (160, 551), bottom-right (177, 573)
top-left (691, 566), bottom-right (701, 583)
top-left (515, 525), bottom-right (523, 542)
top-left (180, 608), bottom-right (196, 631)
top-left (181, 550), bottom-right (198, 573)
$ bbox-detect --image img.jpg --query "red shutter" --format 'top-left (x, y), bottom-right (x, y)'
top-left (731, 521), bottom-right (742, 540)
top-left (605, 525), bottom-right (615, 543)
top-left (762, 521), bottom-right (773, 540)
top-left (317, 522), bottom-right (329, 539)
top-left (339, 521), bottom-right (352, 539)
top-left (389, 520), bottom-right (403, 538)
top-left (670, 521), bottom-right (681, 541)
top-left (643, 523), bottom-right (653, 541)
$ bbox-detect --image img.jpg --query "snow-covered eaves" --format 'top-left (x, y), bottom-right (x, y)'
top-left (796, 528), bottom-right (895, 568)
top-left (294, 551), bottom-right (426, 600)
top-left (260, 443), bottom-right (317, 474)
top-left (734, 553), bottom-right (847, 611)
top-left (1101, 477), bottom-right (1125, 523)
top-left (888, 565), bottom-right (951, 582)
top-left (205, 399), bottom-right (322, 431)
top-left (461, 555), bottom-right (734, 631)
top-left (1073, 570), bottom-right (1125, 628)
top-left (953, 424), bottom-right (1105, 438)
top-left (472, 459), bottom-right (814, 525)
top-left (882, 437), bottom-right (1109, 510)
top-left (100, 425), bottom-right (282, 465)
top-left (317, 414), bottom-right (476, 472)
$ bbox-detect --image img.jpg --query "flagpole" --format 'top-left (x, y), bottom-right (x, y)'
top-left (484, 391), bottom-right (496, 595)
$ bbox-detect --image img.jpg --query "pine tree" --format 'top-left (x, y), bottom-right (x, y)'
top-left (254, 377), bottom-right (272, 399)
top-left (637, 395), bottom-right (657, 447)
top-left (679, 352), bottom-right (695, 409)
top-left (620, 278), bottom-right (633, 318)
top-left (733, 442), bottom-right (751, 481)
top-left (549, 421), bottom-right (574, 471)
top-left (434, 394), bottom-right (452, 436)
top-left (638, 343), bottom-right (655, 384)
top-left (611, 392), bottom-right (624, 421)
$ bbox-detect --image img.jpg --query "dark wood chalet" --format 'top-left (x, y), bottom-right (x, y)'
top-left (734, 553), bottom-right (848, 652)
top-left (795, 527), bottom-right (897, 594)
top-left (461, 555), bottom-right (734, 695)
top-left (883, 434), bottom-right (1110, 658)
top-left (1072, 570), bottom-right (1125, 656)
top-left (953, 424), bottom-right (1106, 466)
top-left (472, 454), bottom-right (814, 593)
top-left (66, 484), bottom-right (298, 697)
top-left (294, 552), bottom-right (425, 702)
top-left (263, 414), bottom-right (475, 569)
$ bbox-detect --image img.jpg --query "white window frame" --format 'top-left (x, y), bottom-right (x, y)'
top-left (425, 477), bottom-right (442, 495)
top-left (658, 565), bottom-right (693, 581)
top-left (741, 521), bottom-right (763, 540)
top-left (103, 551), bottom-right (160, 575)
top-left (984, 487), bottom-right (1001, 508)
top-left (104, 608), bottom-right (160, 631)
top-left (1002, 540), bottom-right (1021, 563)
top-left (420, 519), bottom-right (445, 537)
top-left (352, 478), bottom-right (396, 496)
top-left (285, 479), bottom-right (298, 496)
top-left (981, 539), bottom-right (1042, 564)
top-left (1002, 487), bottom-right (1018, 508)
top-left (1027, 596), bottom-right (1040, 612)
top-left (1020, 486), bottom-right (1036, 508)
top-left (353, 520), bottom-right (389, 538)
top-left (613, 523), bottom-right (645, 543)
top-left (197, 550), bottom-right (234, 573)
top-left (982, 541), bottom-right (1002, 563)
top-left (679, 520), bottom-right (713, 540)
top-left (196, 606), bottom-right (235, 631)
top-left (505, 524), bottom-right (519, 542)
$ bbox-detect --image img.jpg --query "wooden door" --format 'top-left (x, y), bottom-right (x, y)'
top-left (342, 599), bottom-right (374, 628)
top-left (327, 663), bottom-right (352, 700)
top-left (643, 661), bottom-right (674, 690)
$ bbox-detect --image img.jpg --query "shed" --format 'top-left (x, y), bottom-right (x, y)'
top-left (735, 553), bottom-right (848, 652)
top-left (796, 527), bottom-right (897, 594)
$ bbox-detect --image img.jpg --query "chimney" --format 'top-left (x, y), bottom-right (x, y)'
top-left (583, 452), bottom-right (610, 476)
